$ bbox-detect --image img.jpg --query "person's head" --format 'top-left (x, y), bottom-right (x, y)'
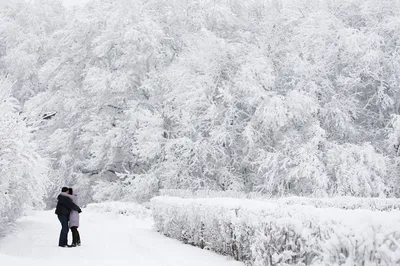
top-left (61, 187), bottom-right (69, 193)
top-left (68, 188), bottom-right (73, 195)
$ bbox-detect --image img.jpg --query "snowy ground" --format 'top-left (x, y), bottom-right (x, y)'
top-left (0, 210), bottom-right (243, 266)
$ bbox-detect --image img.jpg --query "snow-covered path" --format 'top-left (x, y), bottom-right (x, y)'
top-left (0, 210), bottom-right (244, 266)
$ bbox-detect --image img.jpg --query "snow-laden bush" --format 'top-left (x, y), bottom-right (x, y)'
top-left (160, 189), bottom-right (400, 211)
top-left (85, 201), bottom-right (151, 219)
top-left (159, 189), bottom-right (263, 199)
top-left (273, 196), bottom-right (400, 212)
top-left (151, 197), bottom-right (400, 266)
top-left (93, 173), bottom-right (159, 203)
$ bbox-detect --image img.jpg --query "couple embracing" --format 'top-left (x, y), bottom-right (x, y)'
top-left (55, 187), bottom-right (82, 247)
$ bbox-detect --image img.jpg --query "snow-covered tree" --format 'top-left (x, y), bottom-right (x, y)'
top-left (0, 0), bottom-right (65, 103)
top-left (24, 0), bottom-right (166, 204)
top-left (2, 0), bottom-right (400, 202)
top-left (0, 77), bottom-right (48, 235)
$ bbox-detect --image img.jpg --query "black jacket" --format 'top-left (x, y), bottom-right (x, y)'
top-left (55, 194), bottom-right (81, 216)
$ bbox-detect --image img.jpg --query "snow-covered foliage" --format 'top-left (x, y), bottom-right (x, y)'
top-left (1, 0), bottom-right (400, 201)
top-left (160, 189), bottom-right (400, 211)
top-left (0, 77), bottom-right (48, 236)
top-left (273, 196), bottom-right (400, 212)
top-left (0, 0), bottom-right (65, 102)
top-left (151, 196), bottom-right (400, 266)
top-left (85, 201), bottom-right (151, 219)
top-left (159, 189), bottom-right (261, 199)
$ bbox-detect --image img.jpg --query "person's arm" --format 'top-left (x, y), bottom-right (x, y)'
top-left (63, 197), bottom-right (82, 213)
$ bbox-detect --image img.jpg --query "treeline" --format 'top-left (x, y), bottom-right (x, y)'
top-left (1, 0), bottom-right (400, 206)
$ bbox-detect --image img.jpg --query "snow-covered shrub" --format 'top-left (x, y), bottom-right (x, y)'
top-left (160, 190), bottom-right (400, 212)
top-left (85, 201), bottom-right (151, 219)
top-left (325, 143), bottom-right (388, 197)
top-left (93, 172), bottom-right (159, 203)
top-left (151, 197), bottom-right (400, 266)
top-left (159, 189), bottom-right (264, 199)
top-left (274, 196), bottom-right (400, 212)
top-left (0, 78), bottom-right (48, 236)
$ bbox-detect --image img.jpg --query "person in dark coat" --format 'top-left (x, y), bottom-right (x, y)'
top-left (55, 187), bottom-right (82, 247)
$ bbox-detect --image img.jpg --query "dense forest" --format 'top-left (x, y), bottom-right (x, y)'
top-left (1, 0), bottom-right (400, 210)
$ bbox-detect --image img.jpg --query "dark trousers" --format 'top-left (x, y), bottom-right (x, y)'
top-left (71, 226), bottom-right (81, 245)
top-left (57, 215), bottom-right (69, 246)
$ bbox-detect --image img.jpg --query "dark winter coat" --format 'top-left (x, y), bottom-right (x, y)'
top-left (55, 192), bottom-right (81, 216)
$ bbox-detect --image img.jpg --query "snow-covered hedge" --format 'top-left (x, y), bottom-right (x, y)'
top-left (85, 201), bottom-right (151, 219)
top-left (151, 196), bottom-right (400, 266)
top-left (273, 196), bottom-right (400, 212)
top-left (159, 189), bottom-right (263, 199)
top-left (160, 190), bottom-right (400, 212)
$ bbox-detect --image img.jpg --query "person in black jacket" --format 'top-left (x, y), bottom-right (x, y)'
top-left (55, 187), bottom-right (82, 247)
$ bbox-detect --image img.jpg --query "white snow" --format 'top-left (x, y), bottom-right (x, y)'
top-left (0, 208), bottom-right (243, 266)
